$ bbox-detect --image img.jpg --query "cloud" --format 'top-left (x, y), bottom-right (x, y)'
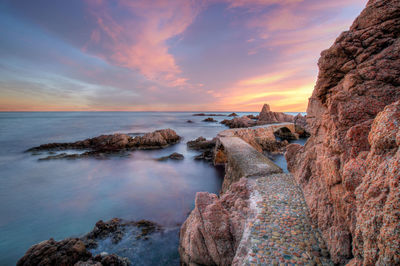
top-left (84, 0), bottom-right (205, 87)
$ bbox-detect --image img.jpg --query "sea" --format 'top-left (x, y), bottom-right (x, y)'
top-left (0, 111), bottom-right (305, 265)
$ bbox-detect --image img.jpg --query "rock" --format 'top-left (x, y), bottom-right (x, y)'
top-left (258, 104), bottom-right (294, 124)
top-left (186, 120), bottom-right (194, 123)
top-left (179, 178), bottom-right (250, 265)
top-left (285, 1), bottom-right (400, 264)
top-left (294, 114), bottom-right (310, 138)
top-left (157, 152), bottom-right (184, 161)
top-left (28, 129), bottom-right (181, 159)
top-left (202, 117), bottom-right (218, 122)
top-left (246, 114), bottom-right (259, 120)
top-left (16, 238), bottom-right (129, 266)
top-left (218, 124), bottom-right (294, 154)
top-left (221, 116), bottom-right (256, 128)
top-left (17, 238), bottom-right (92, 266)
top-left (187, 137), bottom-right (216, 162)
top-left (82, 218), bottom-right (161, 245)
top-left (228, 112), bottom-right (238, 117)
top-left (193, 113), bottom-right (224, 116)
top-left (274, 127), bottom-right (299, 141)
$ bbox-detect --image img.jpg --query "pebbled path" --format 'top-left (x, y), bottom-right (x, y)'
top-left (241, 174), bottom-right (332, 266)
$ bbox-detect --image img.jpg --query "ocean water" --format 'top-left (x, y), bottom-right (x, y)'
top-left (0, 111), bottom-right (304, 265)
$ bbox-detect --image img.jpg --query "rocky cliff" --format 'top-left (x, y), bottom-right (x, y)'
top-left (285, 0), bottom-right (400, 264)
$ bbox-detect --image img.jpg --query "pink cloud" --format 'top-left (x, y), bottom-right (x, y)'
top-left (85, 0), bottom-right (205, 87)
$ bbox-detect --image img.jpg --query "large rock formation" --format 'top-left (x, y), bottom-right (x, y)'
top-left (285, 0), bottom-right (400, 264)
top-left (179, 178), bottom-right (251, 266)
top-left (258, 104), bottom-right (294, 124)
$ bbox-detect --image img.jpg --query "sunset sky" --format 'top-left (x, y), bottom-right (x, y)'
top-left (0, 0), bottom-right (366, 112)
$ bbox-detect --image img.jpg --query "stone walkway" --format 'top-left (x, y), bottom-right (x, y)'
top-left (242, 174), bottom-right (332, 266)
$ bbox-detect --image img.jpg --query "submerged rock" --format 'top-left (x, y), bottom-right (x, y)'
top-left (157, 152), bottom-right (184, 161)
top-left (285, 1), bottom-right (400, 264)
top-left (258, 104), bottom-right (294, 124)
top-left (202, 117), bottom-right (217, 122)
top-left (187, 137), bottom-right (216, 162)
top-left (193, 113), bottom-right (224, 117)
top-left (28, 129), bottom-right (181, 159)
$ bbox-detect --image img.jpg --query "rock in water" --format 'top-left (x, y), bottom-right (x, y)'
top-left (285, 0), bottom-right (400, 264)
top-left (221, 116), bottom-right (256, 128)
top-left (258, 103), bottom-right (294, 124)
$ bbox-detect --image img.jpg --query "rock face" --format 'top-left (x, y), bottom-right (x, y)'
top-left (258, 104), bottom-right (294, 124)
top-left (16, 238), bottom-right (129, 266)
top-left (221, 116), bottom-right (256, 128)
top-left (27, 129), bottom-right (181, 159)
top-left (187, 137), bottom-right (216, 162)
top-left (18, 218), bottom-right (161, 266)
top-left (179, 178), bottom-right (251, 266)
top-left (285, 1), bottom-right (400, 264)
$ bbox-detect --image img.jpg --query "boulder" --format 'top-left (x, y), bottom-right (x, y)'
top-left (202, 117), bottom-right (217, 122)
top-left (179, 178), bottom-right (250, 266)
top-left (258, 104), bottom-right (294, 124)
top-left (157, 152), bottom-right (184, 161)
top-left (187, 137), bottom-right (216, 162)
top-left (228, 112), bottom-right (238, 117)
top-left (16, 238), bottom-right (129, 266)
top-left (220, 116), bottom-right (256, 128)
top-left (285, 1), bottom-right (400, 264)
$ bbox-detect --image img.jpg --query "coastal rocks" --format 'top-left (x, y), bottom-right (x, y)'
top-left (221, 116), bottom-right (256, 128)
top-left (187, 137), bottom-right (216, 162)
top-left (218, 124), bottom-right (295, 154)
top-left (179, 178), bottom-right (251, 266)
top-left (18, 218), bottom-right (162, 266)
top-left (258, 104), bottom-right (294, 124)
top-left (28, 129), bottom-right (181, 159)
top-left (274, 127), bottom-right (299, 141)
top-left (228, 112), bottom-right (238, 117)
top-left (16, 238), bottom-right (129, 266)
top-left (82, 218), bottom-right (161, 247)
top-left (294, 114), bottom-right (310, 138)
top-left (285, 1), bottom-right (400, 264)
top-left (193, 113), bottom-right (224, 117)
top-left (157, 152), bottom-right (184, 161)
top-left (202, 117), bottom-right (218, 122)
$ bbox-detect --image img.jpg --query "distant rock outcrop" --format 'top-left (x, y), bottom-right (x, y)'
top-left (221, 116), bottom-right (256, 128)
top-left (285, 0), bottom-right (400, 264)
top-left (27, 129), bottom-right (181, 159)
top-left (258, 104), bottom-right (294, 124)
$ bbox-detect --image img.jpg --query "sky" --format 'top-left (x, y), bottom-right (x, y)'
top-left (0, 0), bottom-right (367, 112)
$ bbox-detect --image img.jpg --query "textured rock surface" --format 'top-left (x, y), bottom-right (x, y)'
top-left (221, 116), bottom-right (256, 128)
top-left (218, 123), bottom-right (295, 153)
top-left (285, 1), bottom-right (400, 264)
top-left (17, 238), bottom-right (129, 266)
top-left (258, 104), bottom-right (294, 124)
top-left (28, 129), bottom-right (181, 159)
top-left (179, 178), bottom-right (251, 266)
